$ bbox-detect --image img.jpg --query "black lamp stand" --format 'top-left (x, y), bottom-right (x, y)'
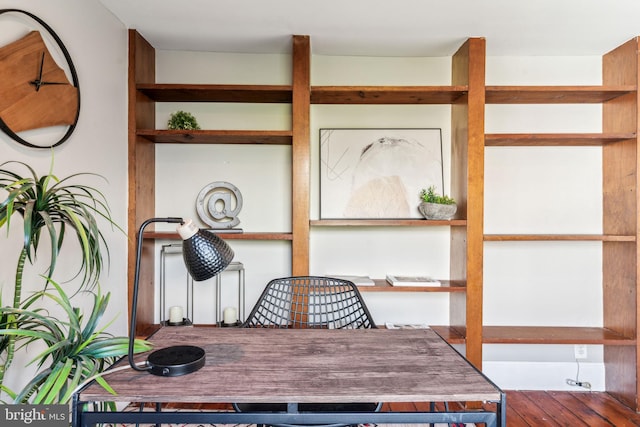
top-left (128, 217), bottom-right (233, 377)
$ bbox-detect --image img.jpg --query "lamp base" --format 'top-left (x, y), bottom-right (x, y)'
top-left (147, 345), bottom-right (206, 377)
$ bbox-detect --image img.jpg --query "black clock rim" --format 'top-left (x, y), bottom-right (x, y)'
top-left (0, 9), bottom-right (80, 149)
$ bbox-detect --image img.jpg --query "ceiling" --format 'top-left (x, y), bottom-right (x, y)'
top-left (99, 0), bottom-right (640, 57)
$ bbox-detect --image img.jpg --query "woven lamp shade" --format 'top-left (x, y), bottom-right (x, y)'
top-left (183, 229), bottom-right (234, 281)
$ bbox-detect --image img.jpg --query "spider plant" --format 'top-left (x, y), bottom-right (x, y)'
top-left (0, 279), bottom-right (152, 404)
top-left (0, 159), bottom-right (137, 400)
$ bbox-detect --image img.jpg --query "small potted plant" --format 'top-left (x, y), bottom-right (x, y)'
top-left (167, 110), bottom-right (201, 130)
top-left (418, 185), bottom-right (457, 220)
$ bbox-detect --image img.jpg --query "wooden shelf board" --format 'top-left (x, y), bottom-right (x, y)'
top-left (485, 85), bottom-right (636, 104)
top-left (311, 219), bottom-right (467, 227)
top-left (137, 83), bottom-right (292, 103)
top-left (430, 326), bottom-right (635, 346)
top-left (144, 231), bottom-right (293, 241)
top-left (482, 326), bottom-right (635, 345)
top-left (137, 129), bottom-right (293, 145)
top-left (484, 234), bottom-right (636, 242)
top-left (485, 133), bottom-right (636, 146)
top-left (359, 279), bottom-right (466, 293)
top-left (311, 85), bottom-right (468, 104)
top-left (430, 326), bottom-right (467, 344)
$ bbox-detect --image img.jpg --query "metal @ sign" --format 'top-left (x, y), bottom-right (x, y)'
top-left (196, 181), bottom-right (243, 229)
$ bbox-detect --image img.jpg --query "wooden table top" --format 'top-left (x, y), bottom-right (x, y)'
top-left (78, 327), bottom-right (502, 404)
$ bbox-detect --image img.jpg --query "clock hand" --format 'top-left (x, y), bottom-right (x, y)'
top-left (28, 53), bottom-right (70, 88)
top-left (28, 52), bottom-right (45, 91)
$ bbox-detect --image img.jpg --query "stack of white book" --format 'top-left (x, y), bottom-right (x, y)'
top-left (385, 323), bottom-right (430, 329)
top-left (385, 275), bottom-right (441, 286)
top-left (325, 275), bottom-right (375, 286)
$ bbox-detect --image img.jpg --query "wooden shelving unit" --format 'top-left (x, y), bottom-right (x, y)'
top-left (128, 30), bottom-right (483, 367)
top-left (127, 32), bottom-right (308, 336)
top-left (481, 38), bottom-right (640, 409)
top-left (306, 38), bottom-right (486, 368)
top-left (128, 31), bottom-right (640, 410)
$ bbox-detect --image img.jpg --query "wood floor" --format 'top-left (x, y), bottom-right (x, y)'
top-left (383, 390), bottom-right (640, 426)
top-left (502, 390), bottom-right (640, 426)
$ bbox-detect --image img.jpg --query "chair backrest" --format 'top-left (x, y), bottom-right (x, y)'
top-left (243, 276), bottom-right (376, 329)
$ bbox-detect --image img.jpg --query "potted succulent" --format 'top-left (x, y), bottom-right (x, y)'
top-left (167, 110), bottom-right (201, 130)
top-left (0, 160), bottom-right (151, 404)
top-left (418, 185), bottom-right (457, 220)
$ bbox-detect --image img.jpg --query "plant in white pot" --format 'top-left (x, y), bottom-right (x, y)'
top-left (418, 185), bottom-right (457, 220)
top-left (0, 160), bottom-right (151, 404)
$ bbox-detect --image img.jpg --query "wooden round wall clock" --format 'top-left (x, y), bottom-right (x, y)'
top-left (0, 9), bottom-right (80, 148)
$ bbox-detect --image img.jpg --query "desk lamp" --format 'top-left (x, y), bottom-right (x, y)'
top-left (128, 217), bottom-right (234, 376)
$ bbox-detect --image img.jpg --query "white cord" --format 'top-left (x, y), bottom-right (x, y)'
top-left (70, 361), bottom-right (147, 398)
top-left (566, 359), bottom-right (591, 389)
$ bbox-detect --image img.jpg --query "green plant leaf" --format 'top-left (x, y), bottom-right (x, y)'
top-left (41, 359), bottom-right (73, 404)
top-left (84, 337), bottom-right (152, 358)
top-left (419, 185), bottom-right (456, 205)
top-left (93, 375), bottom-right (117, 396)
top-left (168, 110), bottom-right (201, 130)
top-left (80, 289), bottom-right (109, 341)
top-left (0, 159), bottom-right (132, 403)
top-left (3, 278), bottom-right (151, 404)
top-left (14, 368), bottom-right (51, 403)
top-left (0, 159), bottom-right (123, 292)
top-left (0, 384), bottom-right (17, 402)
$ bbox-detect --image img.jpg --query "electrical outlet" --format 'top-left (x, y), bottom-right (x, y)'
top-left (574, 344), bottom-right (588, 359)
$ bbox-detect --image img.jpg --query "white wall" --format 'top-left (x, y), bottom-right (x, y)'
top-left (0, 0), bottom-right (128, 394)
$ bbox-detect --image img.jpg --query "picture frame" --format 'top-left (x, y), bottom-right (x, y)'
top-left (320, 128), bottom-right (443, 219)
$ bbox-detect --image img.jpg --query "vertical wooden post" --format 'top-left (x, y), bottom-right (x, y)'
top-left (291, 35), bottom-right (311, 276)
top-left (450, 38), bottom-right (486, 370)
top-left (128, 30), bottom-right (156, 336)
top-left (602, 37), bottom-right (639, 410)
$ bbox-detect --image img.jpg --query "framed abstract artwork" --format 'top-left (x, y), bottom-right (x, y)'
top-left (320, 128), bottom-right (443, 219)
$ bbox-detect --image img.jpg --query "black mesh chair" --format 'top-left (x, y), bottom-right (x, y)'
top-left (242, 275), bottom-right (376, 329)
top-left (233, 276), bottom-right (381, 427)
